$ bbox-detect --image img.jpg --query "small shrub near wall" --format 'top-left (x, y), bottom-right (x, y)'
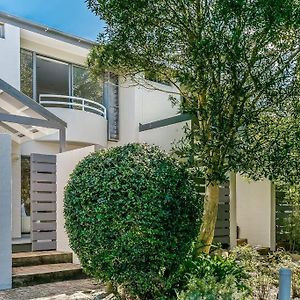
top-left (64, 143), bottom-right (202, 299)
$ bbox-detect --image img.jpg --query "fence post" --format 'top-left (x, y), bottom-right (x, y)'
top-left (279, 268), bottom-right (292, 300)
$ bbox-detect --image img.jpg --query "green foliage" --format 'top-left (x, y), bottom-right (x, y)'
top-left (177, 275), bottom-right (248, 300)
top-left (87, 0), bottom-right (300, 185)
top-left (175, 251), bottom-right (249, 300)
top-left (276, 184), bottom-right (300, 252)
top-left (64, 143), bottom-right (202, 299)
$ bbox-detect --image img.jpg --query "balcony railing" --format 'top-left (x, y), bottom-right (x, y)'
top-left (39, 94), bottom-right (107, 119)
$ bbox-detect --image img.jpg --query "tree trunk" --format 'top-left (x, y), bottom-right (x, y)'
top-left (196, 183), bottom-right (220, 255)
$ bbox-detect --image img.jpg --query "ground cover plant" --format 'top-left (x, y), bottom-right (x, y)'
top-left (64, 143), bottom-right (202, 299)
top-left (177, 246), bottom-right (300, 299)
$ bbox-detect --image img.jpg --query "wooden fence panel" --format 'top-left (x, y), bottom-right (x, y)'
top-left (30, 153), bottom-right (57, 251)
top-left (275, 187), bottom-right (296, 247)
top-left (195, 179), bottom-right (230, 245)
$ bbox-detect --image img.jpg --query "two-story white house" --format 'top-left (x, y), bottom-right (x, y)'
top-left (0, 11), bottom-right (277, 291)
top-left (0, 11), bottom-right (190, 289)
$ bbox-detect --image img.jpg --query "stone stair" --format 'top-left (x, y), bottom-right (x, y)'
top-left (12, 251), bottom-right (86, 287)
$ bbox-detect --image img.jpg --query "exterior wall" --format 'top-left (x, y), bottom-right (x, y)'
top-left (108, 79), bottom-right (139, 146)
top-left (139, 121), bottom-right (188, 152)
top-left (39, 108), bottom-right (107, 147)
top-left (0, 134), bottom-right (12, 290)
top-left (236, 175), bottom-right (275, 249)
top-left (136, 83), bottom-right (184, 151)
top-left (56, 146), bottom-right (96, 264)
top-left (21, 30), bottom-right (88, 65)
top-left (109, 79), bottom-right (182, 150)
top-left (0, 23), bottom-right (20, 89)
top-left (21, 141), bottom-right (82, 156)
top-left (138, 84), bottom-right (179, 124)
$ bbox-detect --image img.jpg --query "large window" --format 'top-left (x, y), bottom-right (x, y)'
top-left (20, 49), bottom-right (33, 98)
top-left (20, 49), bottom-right (104, 103)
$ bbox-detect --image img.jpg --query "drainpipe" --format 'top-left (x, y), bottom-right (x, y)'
top-left (279, 268), bottom-right (292, 300)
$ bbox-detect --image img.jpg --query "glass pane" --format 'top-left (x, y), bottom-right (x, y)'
top-left (20, 49), bottom-right (33, 98)
top-left (36, 56), bottom-right (69, 100)
top-left (73, 66), bottom-right (103, 103)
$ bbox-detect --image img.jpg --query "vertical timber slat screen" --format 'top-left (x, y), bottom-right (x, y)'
top-left (30, 153), bottom-right (57, 251)
top-left (195, 178), bottom-right (230, 246)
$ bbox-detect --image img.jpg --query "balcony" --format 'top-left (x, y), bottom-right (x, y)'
top-left (39, 94), bottom-right (107, 118)
top-left (38, 94), bottom-right (107, 147)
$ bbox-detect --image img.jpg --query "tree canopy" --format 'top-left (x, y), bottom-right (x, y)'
top-left (87, 0), bottom-right (300, 252)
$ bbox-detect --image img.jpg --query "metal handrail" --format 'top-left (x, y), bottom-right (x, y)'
top-left (39, 94), bottom-right (107, 119)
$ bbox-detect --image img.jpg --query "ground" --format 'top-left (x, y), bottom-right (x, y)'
top-left (0, 279), bottom-right (114, 300)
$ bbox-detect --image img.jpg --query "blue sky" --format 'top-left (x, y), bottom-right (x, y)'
top-left (0, 0), bottom-right (105, 41)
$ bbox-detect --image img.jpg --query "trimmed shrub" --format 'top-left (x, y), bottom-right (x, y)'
top-left (64, 143), bottom-right (202, 299)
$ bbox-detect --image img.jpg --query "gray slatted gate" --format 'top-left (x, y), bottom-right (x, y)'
top-left (214, 183), bottom-right (230, 245)
top-left (30, 153), bottom-right (57, 251)
top-left (195, 178), bottom-right (230, 245)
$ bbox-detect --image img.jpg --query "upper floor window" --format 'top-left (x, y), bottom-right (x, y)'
top-left (0, 23), bottom-right (5, 39)
top-left (20, 49), bottom-right (105, 105)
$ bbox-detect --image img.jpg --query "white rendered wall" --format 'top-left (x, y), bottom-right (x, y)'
top-left (139, 121), bottom-right (188, 152)
top-left (0, 23), bottom-right (20, 89)
top-left (21, 141), bottom-right (82, 156)
top-left (0, 134), bottom-right (12, 290)
top-left (56, 146), bottom-right (96, 264)
top-left (108, 78), bottom-right (140, 146)
top-left (236, 175), bottom-right (275, 249)
top-left (21, 30), bottom-right (88, 65)
top-left (109, 79), bottom-right (182, 150)
top-left (39, 108), bottom-right (107, 147)
top-left (138, 83), bottom-right (180, 124)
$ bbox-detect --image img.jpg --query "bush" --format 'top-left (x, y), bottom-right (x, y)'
top-left (177, 275), bottom-right (248, 300)
top-left (173, 251), bottom-right (249, 299)
top-left (64, 143), bottom-right (202, 299)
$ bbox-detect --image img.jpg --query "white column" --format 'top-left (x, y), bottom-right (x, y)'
top-left (229, 173), bottom-right (237, 248)
top-left (0, 134), bottom-right (12, 290)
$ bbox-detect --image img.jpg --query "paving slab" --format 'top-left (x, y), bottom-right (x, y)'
top-left (0, 279), bottom-right (112, 300)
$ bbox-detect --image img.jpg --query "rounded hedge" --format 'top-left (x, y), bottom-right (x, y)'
top-left (64, 143), bottom-right (201, 299)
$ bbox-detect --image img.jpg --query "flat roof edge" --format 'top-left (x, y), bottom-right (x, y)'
top-left (0, 11), bottom-right (97, 49)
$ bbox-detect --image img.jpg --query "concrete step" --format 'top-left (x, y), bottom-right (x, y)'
top-left (12, 251), bottom-right (73, 267)
top-left (12, 243), bottom-right (32, 253)
top-left (12, 263), bottom-right (85, 288)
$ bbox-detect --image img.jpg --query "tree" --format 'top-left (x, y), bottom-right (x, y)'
top-left (86, 0), bottom-right (300, 253)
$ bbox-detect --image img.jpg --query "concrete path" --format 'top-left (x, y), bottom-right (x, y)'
top-left (0, 279), bottom-right (114, 300)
